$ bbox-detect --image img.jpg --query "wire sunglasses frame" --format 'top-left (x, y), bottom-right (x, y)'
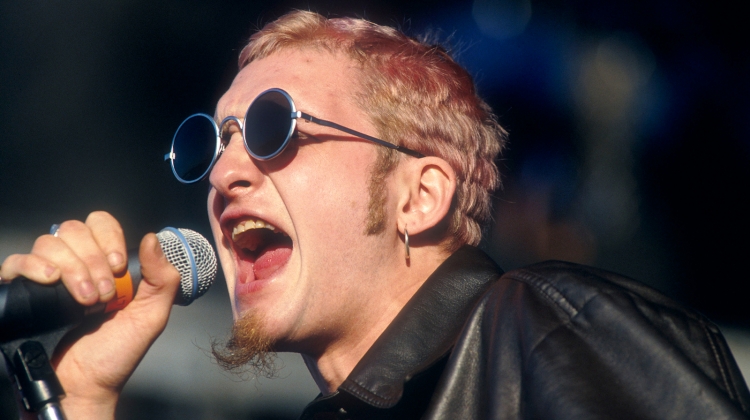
top-left (165, 88), bottom-right (424, 184)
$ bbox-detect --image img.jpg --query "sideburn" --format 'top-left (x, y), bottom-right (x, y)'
top-left (365, 147), bottom-right (400, 235)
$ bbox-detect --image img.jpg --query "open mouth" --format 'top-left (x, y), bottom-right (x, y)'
top-left (231, 218), bottom-right (293, 281)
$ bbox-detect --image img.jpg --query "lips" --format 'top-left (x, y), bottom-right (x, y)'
top-left (230, 218), bottom-right (293, 286)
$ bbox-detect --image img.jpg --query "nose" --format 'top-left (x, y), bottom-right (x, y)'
top-left (209, 127), bottom-right (265, 198)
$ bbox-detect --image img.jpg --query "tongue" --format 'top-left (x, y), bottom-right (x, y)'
top-left (253, 243), bottom-right (292, 280)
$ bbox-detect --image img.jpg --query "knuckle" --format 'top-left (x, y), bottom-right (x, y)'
top-left (87, 211), bottom-right (124, 236)
top-left (58, 219), bottom-right (87, 235)
top-left (86, 211), bottom-right (111, 224)
top-left (3, 253), bottom-right (19, 263)
top-left (86, 210), bottom-right (119, 227)
top-left (65, 270), bottom-right (91, 286)
top-left (2, 253), bottom-right (22, 269)
top-left (33, 234), bottom-right (56, 249)
top-left (82, 255), bottom-right (110, 275)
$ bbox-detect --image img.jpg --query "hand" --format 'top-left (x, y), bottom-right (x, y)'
top-left (0, 211), bottom-right (181, 419)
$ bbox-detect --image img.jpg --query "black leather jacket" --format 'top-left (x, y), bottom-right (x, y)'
top-left (300, 246), bottom-right (750, 419)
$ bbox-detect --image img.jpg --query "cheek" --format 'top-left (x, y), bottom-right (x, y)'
top-left (281, 152), bottom-right (373, 233)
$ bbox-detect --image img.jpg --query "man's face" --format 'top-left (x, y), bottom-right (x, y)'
top-left (207, 49), bottom-right (399, 355)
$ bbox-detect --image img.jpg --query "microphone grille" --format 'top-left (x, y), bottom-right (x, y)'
top-left (156, 227), bottom-right (217, 305)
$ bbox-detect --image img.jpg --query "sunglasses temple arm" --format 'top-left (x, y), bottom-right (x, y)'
top-left (298, 112), bottom-right (424, 158)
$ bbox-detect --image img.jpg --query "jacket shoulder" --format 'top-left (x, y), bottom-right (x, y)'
top-left (494, 261), bottom-right (750, 418)
top-left (424, 260), bottom-right (750, 419)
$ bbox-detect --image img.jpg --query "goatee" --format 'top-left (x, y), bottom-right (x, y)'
top-left (211, 312), bottom-right (278, 378)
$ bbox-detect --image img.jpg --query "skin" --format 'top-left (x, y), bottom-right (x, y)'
top-left (0, 212), bottom-right (181, 419)
top-left (0, 47), bottom-right (458, 418)
top-left (209, 48), bottom-right (453, 391)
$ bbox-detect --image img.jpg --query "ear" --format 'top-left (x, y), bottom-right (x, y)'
top-left (395, 157), bottom-right (456, 237)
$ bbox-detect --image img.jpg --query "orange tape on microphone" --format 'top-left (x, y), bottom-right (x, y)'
top-left (104, 271), bottom-right (135, 313)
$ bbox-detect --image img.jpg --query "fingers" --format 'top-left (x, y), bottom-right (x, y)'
top-left (3, 211), bottom-right (128, 306)
top-left (32, 231), bottom-right (104, 303)
top-left (85, 211), bottom-right (128, 274)
top-left (0, 253), bottom-right (61, 283)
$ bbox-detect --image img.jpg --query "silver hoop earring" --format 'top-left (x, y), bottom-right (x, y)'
top-left (404, 227), bottom-right (410, 262)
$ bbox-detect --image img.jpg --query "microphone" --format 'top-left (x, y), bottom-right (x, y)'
top-left (0, 227), bottom-right (217, 343)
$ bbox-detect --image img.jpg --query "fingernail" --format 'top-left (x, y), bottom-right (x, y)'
top-left (107, 252), bottom-right (124, 268)
top-left (98, 279), bottom-right (114, 295)
top-left (78, 281), bottom-right (96, 299)
top-left (44, 265), bottom-right (57, 279)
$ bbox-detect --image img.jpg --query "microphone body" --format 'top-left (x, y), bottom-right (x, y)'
top-left (0, 227), bottom-right (217, 344)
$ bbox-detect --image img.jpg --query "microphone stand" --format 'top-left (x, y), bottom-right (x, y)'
top-left (2, 329), bottom-right (70, 420)
top-left (0, 273), bottom-right (105, 419)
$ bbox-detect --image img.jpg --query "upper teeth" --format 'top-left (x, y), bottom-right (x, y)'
top-left (232, 218), bottom-right (278, 242)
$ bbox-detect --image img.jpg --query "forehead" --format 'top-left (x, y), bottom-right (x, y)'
top-left (215, 48), bottom-right (359, 121)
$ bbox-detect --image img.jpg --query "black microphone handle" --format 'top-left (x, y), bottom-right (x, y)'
top-left (0, 250), bottom-right (143, 344)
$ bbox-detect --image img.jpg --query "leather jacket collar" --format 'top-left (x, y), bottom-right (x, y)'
top-left (301, 246), bottom-right (502, 417)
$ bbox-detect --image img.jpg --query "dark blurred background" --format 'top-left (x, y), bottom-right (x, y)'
top-left (1, 0), bottom-right (748, 418)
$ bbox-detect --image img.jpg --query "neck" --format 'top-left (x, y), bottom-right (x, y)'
top-left (301, 246), bottom-right (448, 394)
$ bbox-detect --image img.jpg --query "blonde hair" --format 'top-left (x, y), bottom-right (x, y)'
top-left (239, 11), bottom-right (507, 251)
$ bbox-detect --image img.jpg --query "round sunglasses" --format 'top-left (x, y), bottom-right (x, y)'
top-left (165, 88), bottom-right (424, 184)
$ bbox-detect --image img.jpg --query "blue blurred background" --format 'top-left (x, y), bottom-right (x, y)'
top-left (1, 0), bottom-right (748, 418)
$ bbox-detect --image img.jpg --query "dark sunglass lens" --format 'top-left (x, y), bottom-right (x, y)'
top-left (173, 115), bottom-right (217, 181)
top-left (244, 91), bottom-right (294, 158)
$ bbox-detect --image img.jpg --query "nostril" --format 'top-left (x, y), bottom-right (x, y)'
top-left (229, 180), bottom-right (252, 189)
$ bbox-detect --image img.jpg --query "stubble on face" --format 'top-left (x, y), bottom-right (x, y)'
top-left (214, 154), bottom-right (395, 378)
top-left (211, 312), bottom-right (278, 378)
top-left (364, 148), bottom-right (400, 235)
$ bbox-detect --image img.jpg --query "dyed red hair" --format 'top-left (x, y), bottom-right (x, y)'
top-left (238, 11), bottom-right (507, 251)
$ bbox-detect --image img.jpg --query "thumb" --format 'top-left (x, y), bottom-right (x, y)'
top-left (130, 233), bottom-right (180, 309)
top-left (51, 234), bottom-right (181, 411)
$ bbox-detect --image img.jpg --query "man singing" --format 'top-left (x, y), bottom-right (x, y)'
top-left (2, 10), bottom-right (748, 419)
